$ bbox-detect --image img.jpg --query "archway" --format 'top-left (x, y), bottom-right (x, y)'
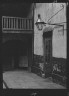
top-left (2, 34), bottom-right (32, 72)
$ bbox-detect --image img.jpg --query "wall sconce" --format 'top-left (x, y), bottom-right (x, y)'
top-left (35, 14), bottom-right (64, 35)
top-left (35, 14), bottom-right (46, 30)
top-left (35, 3), bottom-right (65, 31)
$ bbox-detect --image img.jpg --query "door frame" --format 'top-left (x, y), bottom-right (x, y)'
top-left (43, 31), bottom-right (53, 77)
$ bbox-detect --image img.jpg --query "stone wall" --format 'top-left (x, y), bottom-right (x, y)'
top-left (31, 54), bottom-right (44, 77)
top-left (33, 3), bottom-right (67, 86)
top-left (52, 57), bottom-right (66, 86)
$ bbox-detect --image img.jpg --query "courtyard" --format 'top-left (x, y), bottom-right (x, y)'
top-left (3, 70), bottom-right (66, 89)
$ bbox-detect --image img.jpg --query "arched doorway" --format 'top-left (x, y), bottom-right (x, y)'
top-left (2, 34), bottom-right (32, 72)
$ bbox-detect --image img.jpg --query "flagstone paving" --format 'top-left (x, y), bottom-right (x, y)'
top-left (3, 70), bottom-right (66, 89)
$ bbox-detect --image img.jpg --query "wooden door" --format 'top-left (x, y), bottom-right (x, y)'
top-left (44, 33), bottom-right (52, 77)
top-left (45, 38), bottom-right (52, 64)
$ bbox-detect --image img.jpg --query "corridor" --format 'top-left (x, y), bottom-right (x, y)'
top-left (3, 70), bottom-right (66, 89)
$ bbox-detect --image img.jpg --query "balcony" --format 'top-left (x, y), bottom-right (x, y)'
top-left (2, 16), bottom-right (33, 33)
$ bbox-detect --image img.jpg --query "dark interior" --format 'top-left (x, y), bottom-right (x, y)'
top-left (1, 3), bottom-right (32, 18)
top-left (2, 34), bottom-right (32, 72)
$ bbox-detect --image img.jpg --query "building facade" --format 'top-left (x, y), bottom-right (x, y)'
top-left (31, 3), bottom-right (67, 86)
top-left (1, 3), bottom-right (34, 72)
top-left (1, 3), bottom-right (67, 86)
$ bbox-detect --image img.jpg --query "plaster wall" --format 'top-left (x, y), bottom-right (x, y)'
top-left (34, 3), bottom-right (67, 58)
top-left (51, 3), bottom-right (67, 58)
top-left (34, 3), bottom-right (46, 55)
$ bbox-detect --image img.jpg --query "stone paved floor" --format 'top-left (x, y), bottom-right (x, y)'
top-left (3, 70), bottom-right (66, 89)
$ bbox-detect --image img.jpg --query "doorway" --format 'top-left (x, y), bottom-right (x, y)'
top-left (13, 40), bottom-right (28, 70)
top-left (2, 34), bottom-right (32, 72)
top-left (43, 31), bottom-right (52, 77)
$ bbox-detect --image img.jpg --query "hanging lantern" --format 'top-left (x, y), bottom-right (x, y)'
top-left (35, 14), bottom-right (46, 30)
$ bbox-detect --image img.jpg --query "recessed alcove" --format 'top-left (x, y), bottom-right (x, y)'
top-left (2, 34), bottom-right (32, 72)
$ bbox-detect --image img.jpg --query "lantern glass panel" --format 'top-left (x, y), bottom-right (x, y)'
top-left (37, 23), bottom-right (43, 30)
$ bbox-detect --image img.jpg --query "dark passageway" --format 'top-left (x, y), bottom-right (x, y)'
top-left (2, 40), bottom-right (27, 71)
top-left (2, 35), bottom-right (32, 72)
